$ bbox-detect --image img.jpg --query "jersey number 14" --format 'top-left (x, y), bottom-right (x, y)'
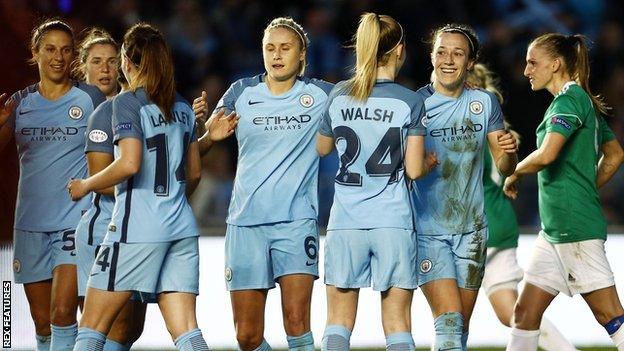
top-left (146, 132), bottom-right (190, 196)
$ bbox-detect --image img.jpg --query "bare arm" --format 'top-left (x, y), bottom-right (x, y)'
top-left (404, 135), bottom-right (439, 180)
top-left (503, 132), bottom-right (566, 199)
top-left (597, 139), bottom-right (624, 188)
top-left (185, 141), bottom-right (202, 197)
top-left (487, 129), bottom-right (518, 177)
top-left (198, 109), bottom-right (239, 156)
top-left (68, 138), bottom-right (142, 200)
top-left (0, 93), bottom-right (17, 150)
top-left (316, 133), bottom-right (334, 157)
top-left (86, 152), bottom-right (115, 196)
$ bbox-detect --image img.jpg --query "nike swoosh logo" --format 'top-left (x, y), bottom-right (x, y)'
top-left (305, 261), bottom-right (316, 266)
top-left (248, 100), bottom-right (263, 105)
top-left (19, 110), bottom-right (33, 115)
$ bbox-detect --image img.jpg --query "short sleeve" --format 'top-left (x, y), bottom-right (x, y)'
top-left (309, 79), bottom-right (334, 95)
top-left (599, 116), bottom-right (616, 144)
top-left (213, 79), bottom-right (249, 115)
top-left (408, 96), bottom-right (426, 136)
top-left (545, 95), bottom-right (582, 138)
top-left (112, 92), bottom-right (143, 143)
top-left (5, 92), bottom-right (19, 130)
top-left (318, 107), bottom-right (333, 137)
top-left (85, 101), bottom-right (114, 154)
top-left (486, 91), bottom-right (504, 133)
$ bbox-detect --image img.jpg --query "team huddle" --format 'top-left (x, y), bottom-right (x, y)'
top-left (0, 11), bottom-right (623, 351)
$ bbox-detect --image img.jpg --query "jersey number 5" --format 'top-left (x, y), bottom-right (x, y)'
top-left (334, 126), bottom-right (403, 186)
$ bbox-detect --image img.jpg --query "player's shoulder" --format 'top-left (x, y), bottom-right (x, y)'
top-left (74, 80), bottom-right (106, 107)
top-left (299, 76), bottom-right (334, 95)
top-left (230, 75), bottom-right (263, 93)
top-left (11, 83), bottom-right (38, 107)
top-left (415, 83), bottom-right (435, 100)
top-left (175, 92), bottom-right (191, 106)
top-left (377, 81), bottom-right (422, 104)
top-left (92, 98), bottom-right (114, 116)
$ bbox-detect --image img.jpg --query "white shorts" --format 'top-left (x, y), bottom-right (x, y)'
top-left (482, 247), bottom-right (524, 296)
top-left (524, 232), bottom-right (615, 297)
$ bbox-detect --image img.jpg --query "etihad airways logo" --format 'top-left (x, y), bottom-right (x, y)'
top-left (252, 115), bottom-right (311, 131)
top-left (429, 119), bottom-right (483, 142)
top-left (19, 126), bottom-right (79, 142)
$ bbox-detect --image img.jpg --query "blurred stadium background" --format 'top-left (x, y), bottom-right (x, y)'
top-left (0, 0), bottom-right (623, 349)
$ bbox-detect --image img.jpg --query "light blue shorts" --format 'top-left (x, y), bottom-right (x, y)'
top-left (324, 228), bottom-right (417, 291)
top-left (76, 229), bottom-right (99, 297)
top-left (13, 228), bottom-right (77, 284)
top-left (224, 219), bottom-right (319, 291)
top-left (417, 228), bottom-right (488, 290)
top-left (88, 237), bottom-right (199, 295)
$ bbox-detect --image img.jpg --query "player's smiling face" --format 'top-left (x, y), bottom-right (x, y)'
top-left (524, 44), bottom-right (554, 91)
top-left (262, 27), bottom-right (305, 82)
top-left (86, 43), bottom-right (119, 98)
top-left (33, 30), bottom-right (74, 84)
top-left (431, 32), bottom-right (474, 96)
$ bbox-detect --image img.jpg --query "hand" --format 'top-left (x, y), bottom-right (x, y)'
top-left (207, 108), bottom-right (239, 142)
top-left (67, 178), bottom-right (90, 201)
top-left (0, 93), bottom-right (17, 127)
top-left (192, 91), bottom-right (209, 122)
top-left (503, 174), bottom-right (519, 199)
top-left (497, 130), bottom-right (518, 154)
top-left (425, 151), bottom-right (440, 173)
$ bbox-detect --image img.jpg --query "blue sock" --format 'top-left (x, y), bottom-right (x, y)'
top-left (73, 327), bottom-right (106, 351)
top-left (461, 331), bottom-right (468, 350)
top-left (605, 315), bottom-right (624, 335)
top-left (287, 331), bottom-right (314, 351)
top-left (322, 325), bottom-right (351, 351)
top-left (433, 312), bottom-right (463, 351)
top-left (50, 323), bottom-right (77, 351)
top-left (36, 334), bottom-right (51, 351)
top-left (385, 331), bottom-right (415, 351)
top-left (252, 339), bottom-right (272, 351)
top-left (174, 328), bottom-right (210, 351)
top-left (103, 339), bottom-right (131, 351)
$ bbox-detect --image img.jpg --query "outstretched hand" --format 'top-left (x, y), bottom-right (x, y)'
top-left (67, 178), bottom-right (89, 201)
top-left (497, 130), bottom-right (518, 154)
top-left (207, 108), bottom-right (239, 142)
top-left (0, 93), bottom-right (17, 127)
top-left (503, 174), bottom-right (519, 199)
top-left (425, 151), bottom-right (440, 173)
top-left (192, 91), bottom-right (209, 122)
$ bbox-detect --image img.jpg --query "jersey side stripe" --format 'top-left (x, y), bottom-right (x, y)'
top-left (87, 194), bottom-right (101, 245)
top-left (107, 242), bottom-right (120, 291)
top-left (121, 177), bottom-right (134, 243)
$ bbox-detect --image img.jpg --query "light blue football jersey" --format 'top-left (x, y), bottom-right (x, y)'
top-left (7, 81), bottom-right (105, 232)
top-left (214, 74), bottom-right (333, 226)
top-left (413, 84), bottom-right (504, 235)
top-left (77, 99), bottom-right (115, 245)
top-left (319, 79), bottom-right (426, 230)
top-left (104, 89), bottom-right (198, 243)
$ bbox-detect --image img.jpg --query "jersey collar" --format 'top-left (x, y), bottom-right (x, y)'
top-left (556, 81), bottom-right (577, 97)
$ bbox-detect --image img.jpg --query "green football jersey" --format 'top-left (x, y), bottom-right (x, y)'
top-left (536, 82), bottom-right (615, 243)
top-left (483, 147), bottom-right (519, 248)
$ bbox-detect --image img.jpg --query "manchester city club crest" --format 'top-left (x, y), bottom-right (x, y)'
top-left (13, 259), bottom-right (21, 273)
top-left (68, 106), bottom-right (84, 120)
top-left (225, 267), bottom-right (233, 281)
top-left (469, 101), bottom-right (483, 115)
top-left (299, 94), bottom-right (314, 108)
top-left (420, 259), bottom-right (433, 273)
